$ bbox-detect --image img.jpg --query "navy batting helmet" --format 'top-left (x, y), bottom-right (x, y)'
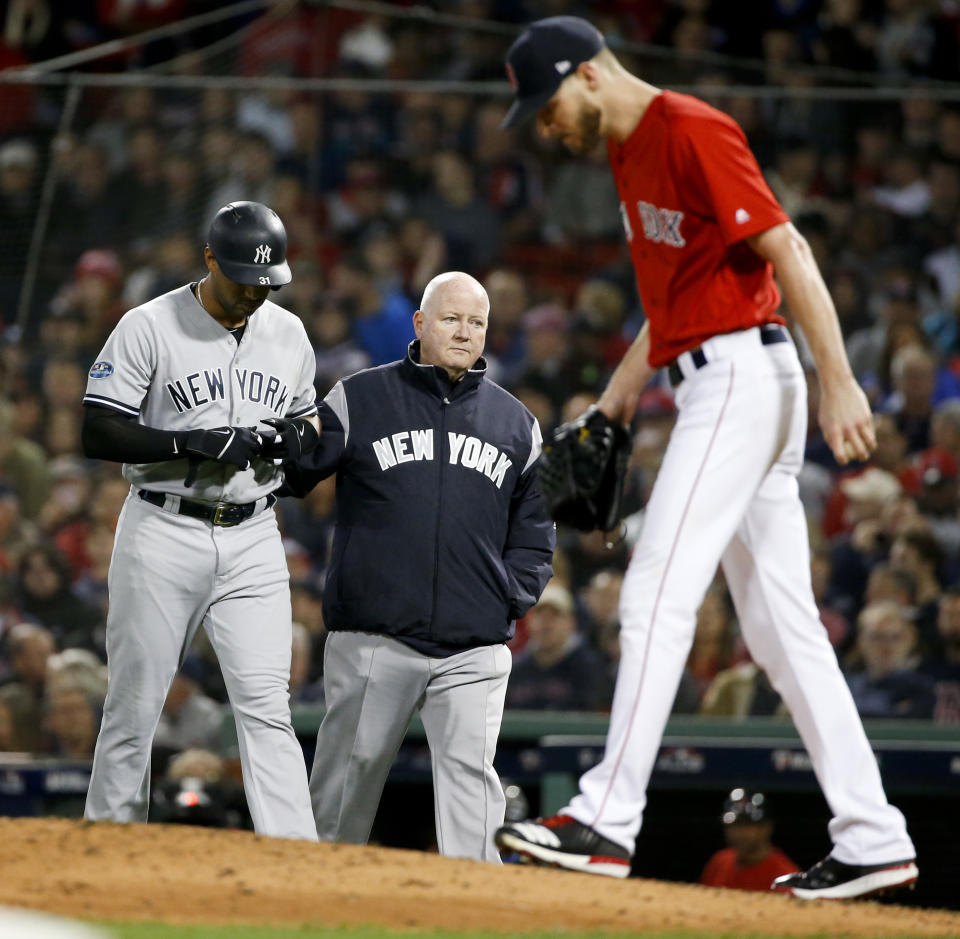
top-left (206, 201), bottom-right (292, 289)
top-left (722, 788), bottom-right (769, 825)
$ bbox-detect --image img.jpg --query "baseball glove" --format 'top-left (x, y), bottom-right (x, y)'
top-left (537, 406), bottom-right (633, 532)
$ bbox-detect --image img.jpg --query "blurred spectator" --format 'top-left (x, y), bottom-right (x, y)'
top-left (47, 140), bottom-right (126, 275)
top-left (0, 484), bottom-right (34, 573)
top-left (277, 474), bottom-right (336, 575)
top-left (396, 215), bottom-right (446, 299)
top-left (810, 545), bottom-right (849, 650)
top-left (472, 100), bottom-right (542, 243)
top-left (204, 131), bottom-right (277, 226)
top-left (113, 125), bottom-right (166, 254)
top-left (44, 683), bottom-right (100, 759)
top-left (124, 231), bottom-right (198, 308)
top-left (290, 621), bottom-right (324, 705)
top-left (0, 397), bottom-right (50, 520)
top-left (37, 456), bottom-right (93, 541)
top-left (542, 141), bottom-right (621, 244)
top-left (920, 588), bottom-right (960, 723)
top-left (329, 253), bottom-right (414, 366)
top-left (506, 581), bottom-right (608, 711)
top-left (845, 601), bottom-right (935, 719)
top-left (901, 447), bottom-right (960, 561)
top-left (515, 304), bottom-right (572, 407)
top-left (416, 150), bottom-right (501, 270)
top-left (812, 0), bottom-right (877, 72)
top-left (156, 147), bottom-right (207, 238)
top-left (864, 562), bottom-right (918, 614)
top-left (0, 139), bottom-right (39, 314)
top-left (154, 666), bottom-right (225, 755)
top-left (828, 468), bottom-right (903, 618)
top-left (0, 623), bottom-right (56, 752)
top-left (872, 149), bottom-right (930, 218)
top-left (700, 661), bottom-right (785, 718)
top-left (46, 648), bottom-right (107, 702)
top-left (15, 544), bottom-right (102, 651)
top-left (930, 399), bottom-right (960, 465)
top-left (880, 344), bottom-right (941, 452)
top-left (889, 526), bottom-right (944, 647)
top-left (700, 789), bottom-right (799, 891)
top-left (482, 268), bottom-right (529, 386)
top-left (49, 249), bottom-right (127, 341)
top-left (685, 586), bottom-right (739, 703)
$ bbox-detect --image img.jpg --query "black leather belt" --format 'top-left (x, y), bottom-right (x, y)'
top-left (138, 489), bottom-right (276, 527)
top-left (667, 324), bottom-right (788, 388)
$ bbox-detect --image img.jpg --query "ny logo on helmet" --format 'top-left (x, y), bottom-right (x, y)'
top-left (254, 244), bottom-right (272, 263)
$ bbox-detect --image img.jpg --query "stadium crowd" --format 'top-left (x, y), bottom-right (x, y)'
top-left (1, 0), bottom-right (960, 785)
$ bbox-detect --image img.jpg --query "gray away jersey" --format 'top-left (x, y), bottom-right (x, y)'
top-left (84, 284), bottom-right (317, 503)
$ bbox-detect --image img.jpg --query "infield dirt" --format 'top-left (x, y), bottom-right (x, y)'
top-left (0, 817), bottom-right (957, 936)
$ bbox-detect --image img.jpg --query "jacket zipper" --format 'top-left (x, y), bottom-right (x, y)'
top-left (429, 395), bottom-right (449, 637)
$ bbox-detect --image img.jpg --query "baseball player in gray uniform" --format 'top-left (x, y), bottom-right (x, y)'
top-left (81, 202), bottom-right (320, 839)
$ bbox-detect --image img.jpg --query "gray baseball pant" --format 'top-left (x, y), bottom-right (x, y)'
top-left (84, 491), bottom-right (317, 840)
top-left (309, 631), bottom-right (511, 861)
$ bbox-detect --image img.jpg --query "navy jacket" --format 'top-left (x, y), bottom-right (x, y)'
top-left (284, 342), bottom-right (555, 656)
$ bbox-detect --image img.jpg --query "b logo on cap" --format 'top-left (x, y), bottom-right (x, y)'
top-left (505, 62), bottom-right (518, 90)
top-left (254, 244), bottom-right (272, 263)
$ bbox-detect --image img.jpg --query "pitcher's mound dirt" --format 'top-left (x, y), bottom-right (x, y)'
top-left (0, 818), bottom-right (957, 936)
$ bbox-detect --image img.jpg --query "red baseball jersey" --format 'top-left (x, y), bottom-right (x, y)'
top-left (700, 846), bottom-right (800, 892)
top-left (608, 90), bottom-right (789, 367)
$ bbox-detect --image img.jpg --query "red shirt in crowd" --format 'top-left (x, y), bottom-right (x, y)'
top-left (700, 846), bottom-right (800, 892)
top-left (608, 90), bottom-right (789, 367)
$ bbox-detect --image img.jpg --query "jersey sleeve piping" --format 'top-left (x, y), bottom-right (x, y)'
top-left (82, 394), bottom-right (140, 417)
top-left (523, 418), bottom-right (543, 475)
top-left (286, 403), bottom-right (319, 419)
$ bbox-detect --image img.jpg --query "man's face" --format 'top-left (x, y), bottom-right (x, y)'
top-left (414, 283), bottom-right (488, 379)
top-left (14, 635), bottom-right (54, 686)
top-left (528, 604), bottom-right (574, 655)
top-left (724, 821), bottom-right (773, 863)
top-left (537, 81), bottom-right (603, 155)
top-left (206, 249), bottom-right (271, 319)
top-left (858, 614), bottom-right (914, 677)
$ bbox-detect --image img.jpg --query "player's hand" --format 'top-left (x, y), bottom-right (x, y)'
top-left (184, 426), bottom-right (264, 470)
top-left (818, 377), bottom-right (876, 466)
top-left (259, 417), bottom-right (320, 466)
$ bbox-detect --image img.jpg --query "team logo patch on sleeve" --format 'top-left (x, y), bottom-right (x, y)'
top-left (89, 361), bottom-right (114, 379)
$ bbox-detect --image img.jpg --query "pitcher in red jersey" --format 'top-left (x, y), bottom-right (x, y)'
top-left (494, 16), bottom-right (918, 901)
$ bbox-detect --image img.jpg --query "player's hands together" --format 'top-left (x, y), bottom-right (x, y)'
top-left (818, 377), bottom-right (876, 466)
top-left (184, 426), bottom-right (265, 470)
top-left (258, 416), bottom-right (320, 466)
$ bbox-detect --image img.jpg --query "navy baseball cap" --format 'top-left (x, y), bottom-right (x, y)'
top-left (503, 16), bottom-right (605, 129)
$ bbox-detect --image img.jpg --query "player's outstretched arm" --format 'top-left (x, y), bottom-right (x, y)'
top-left (596, 319), bottom-right (652, 424)
top-left (748, 221), bottom-right (875, 466)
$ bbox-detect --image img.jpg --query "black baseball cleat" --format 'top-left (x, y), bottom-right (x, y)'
top-left (771, 855), bottom-right (918, 900)
top-left (494, 814), bottom-right (631, 878)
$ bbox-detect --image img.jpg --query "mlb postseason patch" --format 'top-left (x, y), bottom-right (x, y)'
top-left (89, 361), bottom-right (114, 379)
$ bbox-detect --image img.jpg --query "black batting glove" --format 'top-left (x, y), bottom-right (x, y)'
top-left (259, 417), bottom-right (320, 465)
top-left (184, 426), bottom-right (264, 470)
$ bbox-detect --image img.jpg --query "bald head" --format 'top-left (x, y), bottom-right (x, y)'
top-left (420, 271), bottom-right (489, 318)
top-left (415, 271), bottom-right (490, 381)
